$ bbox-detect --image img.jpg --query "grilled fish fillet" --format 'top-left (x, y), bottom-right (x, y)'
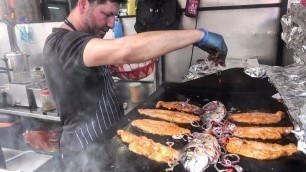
top-left (232, 126), bottom-right (293, 140)
top-left (138, 109), bottom-right (200, 123)
top-left (156, 101), bottom-right (202, 114)
top-left (117, 129), bottom-right (139, 143)
top-left (226, 137), bottom-right (299, 160)
top-left (117, 130), bottom-right (179, 163)
top-left (228, 111), bottom-right (284, 124)
top-left (131, 119), bottom-right (191, 136)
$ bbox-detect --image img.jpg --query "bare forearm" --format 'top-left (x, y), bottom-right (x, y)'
top-left (121, 29), bottom-right (203, 63)
top-left (84, 29), bottom-right (204, 66)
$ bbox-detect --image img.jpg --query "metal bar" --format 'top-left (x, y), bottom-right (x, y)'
top-left (0, 67), bottom-right (12, 71)
top-left (0, 108), bottom-right (60, 122)
top-left (120, 3), bottom-right (283, 18)
top-left (2, 56), bottom-right (12, 82)
top-left (276, 0), bottom-right (288, 66)
top-left (155, 57), bottom-right (163, 88)
top-left (5, 151), bottom-right (34, 163)
top-left (6, 22), bottom-right (19, 52)
top-left (114, 79), bottom-right (154, 84)
top-left (181, 3), bottom-right (282, 12)
top-left (119, 15), bottom-right (136, 18)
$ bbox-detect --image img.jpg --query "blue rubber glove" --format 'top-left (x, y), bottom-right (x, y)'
top-left (196, 28), bottom-right (228, 66)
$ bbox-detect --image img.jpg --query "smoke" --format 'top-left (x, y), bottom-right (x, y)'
top-left (106, 137), bottom-right (139, 172)
top-left (61, 142), bottom-right (116, 172)
top-left (60, 133), bottom-right (142, 172)
top-left (0, 115), bottom-right (61, 150)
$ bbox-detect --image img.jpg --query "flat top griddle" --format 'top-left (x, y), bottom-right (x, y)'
top-left (103, 68), bottom-right (306, 172)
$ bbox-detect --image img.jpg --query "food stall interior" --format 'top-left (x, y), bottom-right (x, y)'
top-left (0, 0), bottom-right (305, 171)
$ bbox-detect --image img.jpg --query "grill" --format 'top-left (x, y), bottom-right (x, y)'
top-left (102, 68), bottom-right (306, 172)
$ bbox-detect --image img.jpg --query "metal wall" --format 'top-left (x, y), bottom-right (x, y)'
top-left (0, 23), bottom-right (11, 86)
top-left (164, 0), bottom-right (284, 82)
top-left (0, 22), bottom-right (61, 86)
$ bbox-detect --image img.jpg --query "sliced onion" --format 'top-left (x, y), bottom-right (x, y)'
top-left (172, 133), bottom-right (191, 142)
top-left (186, 135), bottom-right (193, 142)
top-left (166, 160), bottom-right (179, 172)
top-left (209, 121), bottom-right (236, 144)
top-left (217, 153), bottom-right (241, 170)
top-left (182, 134), bottom-right (193, 142)
top-left (214, 163), bottom-right (227, 172)
top-left (190, 121), bottom-right (200, 127)
top-left (203, 98), bottom-right (210, 102)
top-left (234, 165), bottom-right (243, 172)
top-left (192, 132), bottom-right (200, 137)
top-left (166, 141), bottom-right (175, 147)
top-left (201, 123), bottom-right (210, 130)
top-left (172, 133), bottom-right (183, 139)
top-left (165, 166), bottom-right (174, 171)
top-left (222, 154), bottom-right (240, 164)
top-left (220, 159), bottom-right (232, 167)
top-left (220, 146), bottom-right (227, 154)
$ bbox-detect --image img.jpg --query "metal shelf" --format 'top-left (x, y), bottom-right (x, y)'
top-left (0, 106), bottom-right (60, 122)
top-left (114, 79), bottom-right (155, 84)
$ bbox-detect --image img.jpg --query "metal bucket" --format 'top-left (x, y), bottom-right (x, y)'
top-left (3, 51), bottom-right (32, 83)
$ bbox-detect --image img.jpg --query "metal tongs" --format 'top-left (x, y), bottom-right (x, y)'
top-left (291, 120), bottom-right (306, 154)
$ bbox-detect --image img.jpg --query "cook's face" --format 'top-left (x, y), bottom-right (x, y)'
top-left (83, 1), bottom-right (119, 38)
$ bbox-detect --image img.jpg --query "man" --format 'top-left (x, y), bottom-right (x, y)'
top-left (43, 0), bottom-right (227, 171)
top-left (0, 146), bottom-right (6, 170)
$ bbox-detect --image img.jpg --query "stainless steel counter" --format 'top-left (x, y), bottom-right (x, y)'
top-left (0, 101), bottom-right (138, 122)
top-left (0, 106), bottom-right (60, 122)
top-left (2, 147), bottom-right (57, 172)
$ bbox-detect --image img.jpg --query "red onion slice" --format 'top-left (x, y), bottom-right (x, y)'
top-left (166, 159), bottom-right (179, 172)
top-left (172, 133), bottom-right (184, 139)
top-left (234, 165), bottom-right (243, 172)
top-left (166, 141), bottom-right (175, 147)
top-left (190, 121), bottom-right (200, 127)
top-left (214, 163), bottom-right (227, 172)
top-left (222, 154), bottom-right (240, 164)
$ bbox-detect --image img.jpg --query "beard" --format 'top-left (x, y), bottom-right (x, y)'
top-left (92, 28), bottom-right (109, 38)
top-left (83, 22), bottom-right (109, 39)
top-left (82, 6), bottom-right (108, 38)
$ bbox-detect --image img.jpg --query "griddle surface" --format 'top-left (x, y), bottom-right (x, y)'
top-left (104, 68), bottom-right (306, 172)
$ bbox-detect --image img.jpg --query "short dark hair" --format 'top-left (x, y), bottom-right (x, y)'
top-left (71, 0), bottom-right (127, 8)
top-left (89, 0), bottom-right (127, 5)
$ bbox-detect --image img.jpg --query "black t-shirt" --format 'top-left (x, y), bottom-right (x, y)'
top-left (43, 28), bottom-right (123, 149)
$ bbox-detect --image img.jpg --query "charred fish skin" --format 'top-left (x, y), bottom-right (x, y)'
top-left (180, 147), bottom-right (209, 172)
top-left (180, 133), bottom-right (220, 172)
top-left (200, 101), bottom-right (227, 128)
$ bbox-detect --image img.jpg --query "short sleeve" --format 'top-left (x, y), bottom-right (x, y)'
top-left (45, 29), bottom-right (95, 76)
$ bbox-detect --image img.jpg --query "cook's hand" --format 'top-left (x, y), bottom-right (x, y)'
top-left (196, 28), bottom-right (228, 65)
